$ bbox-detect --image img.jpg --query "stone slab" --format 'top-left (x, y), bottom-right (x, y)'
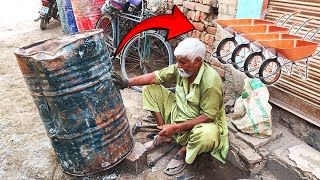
top-left (267, 139), bottom-right (312, 180)
top-left (288, 144), bottom-right (320, 179)
top-left (228, 132), bottom-right (251, 150)
top-left (122, 142), bottom-right (147, 175)
top-left (258, 148), bottom-right (270, 159)
top-left (248, 159), bottom-right (267, 175)
top-left (235, 127), bottom-right (283, 150)
top-left (267, 158), bottom-right (305, 180)
top-left (239, 147), bottom-right (262, 165)
top-left (227, 149), bottom-right (247, 172)
top-left (227, 120), bottom-right (239, 133)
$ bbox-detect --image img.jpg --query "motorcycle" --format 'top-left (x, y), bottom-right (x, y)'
top-left (34, 0), bottom-right (59, 30)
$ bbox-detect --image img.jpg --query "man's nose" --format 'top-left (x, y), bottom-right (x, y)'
top-left (177, 62), bottom-right (182, 68)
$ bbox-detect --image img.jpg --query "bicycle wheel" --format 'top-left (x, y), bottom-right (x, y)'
top-left (244, 51), bottom-right (265, 78)
top-left (95, 15), bottom-right (116, 53)
top-left (216, 37), bottom-right (237, 64)
top-left (231, 43), bottom-right (250, 69)
top-left (121, 32), bottom-right (173, 92)
top-left (258, 58), bottom-right (281, 85)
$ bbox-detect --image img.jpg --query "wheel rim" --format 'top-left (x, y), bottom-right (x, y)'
top-left (262, 61), bottom-right (281, 83)
top-left (235, 46), bottom-right (250, 67)
top-left (248, 54), bottom-right (263, 77)
top-left (220, 41), bottom-right (236, 62)
top-left (122, 34), bottom-right (170, 79)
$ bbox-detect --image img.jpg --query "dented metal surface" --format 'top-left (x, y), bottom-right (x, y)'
top-left (14, 29), bottom-right (134, 176)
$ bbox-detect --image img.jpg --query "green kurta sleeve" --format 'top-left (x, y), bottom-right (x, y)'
top-left (154, 64), bottom-right (177, 85)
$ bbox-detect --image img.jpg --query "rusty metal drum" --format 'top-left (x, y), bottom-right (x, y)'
top-left (14, 29), bottom-right (133, 176)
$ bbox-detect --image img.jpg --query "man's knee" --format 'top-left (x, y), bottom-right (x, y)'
top-left (190, 123), bottom-right (220, 149)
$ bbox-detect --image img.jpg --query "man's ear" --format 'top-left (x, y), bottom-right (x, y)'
top-left (194, 57), bottom-right (202, 66)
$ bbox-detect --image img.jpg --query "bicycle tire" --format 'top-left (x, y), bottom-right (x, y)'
top-left (231, 43), bottom-right (250, 69)
top-left (216, 37), bottom-right (237, 64)
top-left (121, 32), bottom-right (173, 92)
top-left (95, 15), bottom-right (117, 53)
top-left (244, 51), bottom-right (265, 78)
top-left (259, 58), bottom-right (281, 85)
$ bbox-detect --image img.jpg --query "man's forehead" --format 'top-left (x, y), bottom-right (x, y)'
top-left (176, 56), bottom-right (191, 62)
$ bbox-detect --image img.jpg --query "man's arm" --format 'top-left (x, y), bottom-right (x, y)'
top-left (128, 72), bottom-right (156, 87)
top-left (158, 115), bottom-right (214, 136)
top-left (175, 115), bottom-right (212, 132)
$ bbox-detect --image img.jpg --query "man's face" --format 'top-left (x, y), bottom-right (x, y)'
top-left (176, 56), bottom-right (195, 78)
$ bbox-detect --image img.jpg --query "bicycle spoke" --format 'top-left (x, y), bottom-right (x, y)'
top-left (126, 64), bottom-right (141, 72)
top-left (121, 32), bottom-right (177, 91)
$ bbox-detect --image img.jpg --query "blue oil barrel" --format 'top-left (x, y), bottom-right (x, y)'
top-left (57, 0), bottom-right (78, 34)
top-left (14, 30), bottom-right (133, 176)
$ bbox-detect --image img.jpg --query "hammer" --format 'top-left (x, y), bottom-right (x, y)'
top-left (131, 121), bottom-right (161, 135)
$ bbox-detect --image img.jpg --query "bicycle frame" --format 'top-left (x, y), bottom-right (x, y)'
top-left (106, 1), bottom-right (157, 49)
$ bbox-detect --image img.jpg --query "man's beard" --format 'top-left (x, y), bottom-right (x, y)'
top-left (178, 68), bottom-right (191, 78)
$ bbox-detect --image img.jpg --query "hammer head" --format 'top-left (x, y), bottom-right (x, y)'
top-left (131, 121), bottom-right (161, 135)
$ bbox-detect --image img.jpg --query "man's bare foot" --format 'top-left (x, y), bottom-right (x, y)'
top-left (144, 135), bottom-right (173, 151)
top-left (156, 135), bottom-right (173, 144)
top-left (177, 146), bottom-right (186, 159)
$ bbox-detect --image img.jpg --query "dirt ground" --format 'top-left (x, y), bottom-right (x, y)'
top-left (0, 1), bottom-right (252, 179)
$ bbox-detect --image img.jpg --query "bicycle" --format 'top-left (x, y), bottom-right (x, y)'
top-left (95, 0), bottom-right (186, 91)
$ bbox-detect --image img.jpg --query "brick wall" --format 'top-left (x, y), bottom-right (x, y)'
top-left (166, 0), bottom-right (238, 78)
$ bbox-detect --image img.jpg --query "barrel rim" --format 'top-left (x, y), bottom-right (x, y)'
top-left (13, 29), bottom-right (103, 57)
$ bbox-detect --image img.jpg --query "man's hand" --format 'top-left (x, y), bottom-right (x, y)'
top-left (158, 124), bottom-right (179, 136)
top-left (111, 72), bottom-right (129, 90)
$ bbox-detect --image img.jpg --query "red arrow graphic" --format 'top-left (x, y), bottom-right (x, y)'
top-left (115, 5), bottom-right (195, 55)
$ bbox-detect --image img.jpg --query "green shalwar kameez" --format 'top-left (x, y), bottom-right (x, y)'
top-left (142, 63), bottom-right (229, 164)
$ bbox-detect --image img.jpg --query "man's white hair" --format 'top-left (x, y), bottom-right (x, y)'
top-left (174, 38), bottom-right (206, 62)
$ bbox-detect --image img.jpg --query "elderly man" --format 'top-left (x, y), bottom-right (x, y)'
top-left (112, 38), bottom-right (228, 175)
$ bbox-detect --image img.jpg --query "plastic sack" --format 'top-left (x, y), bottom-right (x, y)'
top-left (231, 78), bottom-right (272, 138)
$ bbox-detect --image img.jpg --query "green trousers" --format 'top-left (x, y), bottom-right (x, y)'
top-left (142, 85), bottom-right (221, 164)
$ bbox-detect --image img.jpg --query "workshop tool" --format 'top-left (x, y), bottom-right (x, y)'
top-left (142, 115), bottom-right (156, 124)
top-left (147, 144), bottom-right (177, 168)
top-left (131, 121), bottom-right (161, 135)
